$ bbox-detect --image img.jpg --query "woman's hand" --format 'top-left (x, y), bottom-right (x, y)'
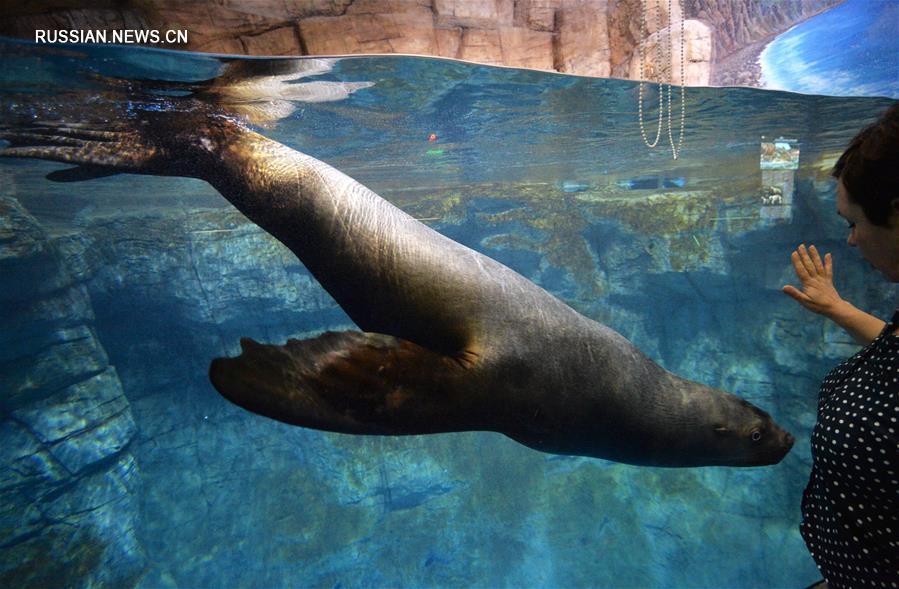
top-left (782, 244), bottom-right (887, 345)
top-left (782, 244), bottom-right (845, 316)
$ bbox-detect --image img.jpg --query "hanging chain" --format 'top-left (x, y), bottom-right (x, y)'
top-left (638, 0), bottom-right (687, 159)
top-left (638, 0), bottom-right (664, 148)
top-left (666, 0), bottom-right (686, 159)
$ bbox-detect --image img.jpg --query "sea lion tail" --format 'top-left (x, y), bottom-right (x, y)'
top-left (209, 331), bottom-right (475, 436)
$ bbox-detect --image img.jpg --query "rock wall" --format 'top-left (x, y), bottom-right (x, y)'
top-left (0, 197), bottom-right (144, 589)
top-left (0, 0), bottom-right (842, 86)
top-left (24, 198), bottom-right (822, 588)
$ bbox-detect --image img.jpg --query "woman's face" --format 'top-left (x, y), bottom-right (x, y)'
top-left (837, 178), bottom-right (899, 282)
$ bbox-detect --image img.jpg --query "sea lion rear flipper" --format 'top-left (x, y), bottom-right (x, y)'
top-left (209, 331), bottom-right (475, 435)
top-left (0, 123), bottom-right (162, 174)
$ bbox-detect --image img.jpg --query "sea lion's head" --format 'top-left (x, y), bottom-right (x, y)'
top-left (508, 375), bottom-right (796, 468)
top-left (622, 375), bottom-right (796, 468)
top-left (702, 392), bottom-right (795, 467)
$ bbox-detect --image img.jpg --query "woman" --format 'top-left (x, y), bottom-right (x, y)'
top-left (784, 103), bottom-right (899, 589)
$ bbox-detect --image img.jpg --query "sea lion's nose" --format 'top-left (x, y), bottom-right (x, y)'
top-left (784, 431), bottom-right (795, 449)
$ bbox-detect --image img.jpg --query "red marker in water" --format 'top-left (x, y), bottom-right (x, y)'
top-left (428, 132), bottom-right (438, 142)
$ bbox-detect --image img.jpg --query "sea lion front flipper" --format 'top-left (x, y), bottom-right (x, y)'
top-left (209, 331), bottom-right (478, 436)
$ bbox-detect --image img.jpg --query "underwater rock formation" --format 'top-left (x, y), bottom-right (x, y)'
top-left (47, 197), bottom-right (822, 587)
top-left (0, 197), bottom-right (143, 589)
top-left (3, 169), bottom-right (879, 585)
top-left (0, 0), bottom-right (841, 85)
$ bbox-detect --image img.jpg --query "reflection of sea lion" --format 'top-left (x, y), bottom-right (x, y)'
top-left (105, 58), bottom-right (374, 125)
top-left (0, 110), bottom-right (794, 467)
top-left (193, 59), bottom-right (374, 125)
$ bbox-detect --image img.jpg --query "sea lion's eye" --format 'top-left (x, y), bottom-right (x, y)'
top-left (750, 429), bottom-right (762, 442)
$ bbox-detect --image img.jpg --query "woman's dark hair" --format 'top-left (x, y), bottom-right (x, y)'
top-left (832, 103), bottom-right (899, 226)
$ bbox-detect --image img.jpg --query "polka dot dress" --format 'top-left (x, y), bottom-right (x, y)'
top-left (800, 309), bottom-right (899, 588)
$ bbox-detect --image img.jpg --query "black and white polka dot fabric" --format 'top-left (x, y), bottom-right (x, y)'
top-left (800, 309), bottom-right (899, 588)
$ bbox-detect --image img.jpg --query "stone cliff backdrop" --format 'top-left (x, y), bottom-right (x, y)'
top-left (0, 0), bottom-right (842, 86)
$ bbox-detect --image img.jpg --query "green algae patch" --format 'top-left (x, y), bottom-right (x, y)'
top-left (478, 196), bottom-right (604, 299)
top-left (381, 182), bottom-right (759, 299)
top-left (393, 190), bottom-right (468, 225)
top-left (669, 232), bottom-right (713, 272)
top-left (580, 190), bottom-right (721, 235)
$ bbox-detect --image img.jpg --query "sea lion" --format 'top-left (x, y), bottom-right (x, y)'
top-left (0, 107), bottom-right (794, 467)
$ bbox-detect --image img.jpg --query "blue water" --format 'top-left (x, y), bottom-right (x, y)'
top-left (0, 38), bottom-right (897, 588)
top-left (760, 0), bottom-right (899, 98)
